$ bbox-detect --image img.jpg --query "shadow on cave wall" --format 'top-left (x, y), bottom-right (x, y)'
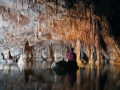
top-left (62, 0), bottom-right (120, 45)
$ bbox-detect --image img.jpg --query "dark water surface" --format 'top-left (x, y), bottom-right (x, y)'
top-left (0, 63), bottom-right (120, 90)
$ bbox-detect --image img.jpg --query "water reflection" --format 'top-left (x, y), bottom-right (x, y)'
top-left (0, 63), bottom-right (120, 90)
top-left (67, 69), bottom-right (77, 86)
top-left (24, 68), bottom-right (34, 83)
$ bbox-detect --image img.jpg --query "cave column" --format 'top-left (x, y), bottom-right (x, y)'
top-left (47, 46), bottom-right (52, 69)
top-left (76, 39), bottom-right (82, 66)
top-left (95, 50), bottom-right (100, 64)
top-left (95, 41), bottom-right (102, 65)
top-left (95, 36), bottom-right (101, 65)
top-left (89, 46), bottom-right (94, 64)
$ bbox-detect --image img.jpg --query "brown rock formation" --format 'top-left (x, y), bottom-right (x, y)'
top-left (0, 0), bottom-right (120, 65)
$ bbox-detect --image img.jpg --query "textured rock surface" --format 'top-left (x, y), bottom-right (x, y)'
top-left (0, 0), bottom-right (120, 65)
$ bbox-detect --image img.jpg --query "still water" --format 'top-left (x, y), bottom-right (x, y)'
top-left (0, 63), bottom-right (120, 90)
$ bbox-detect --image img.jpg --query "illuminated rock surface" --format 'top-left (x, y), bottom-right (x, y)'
top-left (0, 1), bottom-right (120, 90)
top-left (0, 0), bottom-right (120, 65)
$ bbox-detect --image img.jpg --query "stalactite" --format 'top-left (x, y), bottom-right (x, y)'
top-left (0, 14), bottom-right (2, 25)
top-left (17, 12), bottom-right (20, 22)
top-left (47, 45), bottom-right (50, 59)
top-left (71, 19), bottom-right (74, 32)
top-left (83, 4), bottom-right (86, 18)
top-left (44, 3), bottom-right (47, 18)
top-left (0, 8), bottom-right (4, 27)
top-left (56, 0), bottom-right (58, 14)
top-left (92, 16), bottom-right (94, 39)
top-left (60, 44), bottom-right (62, 58)
top-left (22, 0), bottom-right (24, 9)
top-left (54, 49), bottom-right (57, 62)
top-left (0, 0), bottom-right (119, 65)
top-left (34, 21), bottom-right (39, 43)
top-left (32, 0), bottom-right (35, 3)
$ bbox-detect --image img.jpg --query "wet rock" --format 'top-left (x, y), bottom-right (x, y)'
top-left (0, 0), bottom-right (119, 65)
top-left (5, 58), bottom-right (14, 64)
top-left (17, 54), bottom-right (27, 72)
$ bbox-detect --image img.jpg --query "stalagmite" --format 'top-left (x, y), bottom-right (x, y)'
top-left (17, 54), bottom-right (27, 72)
top-left (89, 46), bottom-right (94, 64)
top-left (76, 39), bottom-right (81, 66)
top-left (95, 50), bottom-right (100, 64)
top-left (47, 46), bottom-right (52, 68)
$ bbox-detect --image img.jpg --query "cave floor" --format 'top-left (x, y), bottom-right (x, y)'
top-left (0, 63), bottom-right (120, 90)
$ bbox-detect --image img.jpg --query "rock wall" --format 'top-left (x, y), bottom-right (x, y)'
top-left (0, 0), bottom-right (120, 65)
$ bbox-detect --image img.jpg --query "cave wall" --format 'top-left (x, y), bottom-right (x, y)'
top-left (0, 0), bottom-right (120, 65)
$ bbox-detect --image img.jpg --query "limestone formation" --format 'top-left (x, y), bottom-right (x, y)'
top-left (0, 0), bottom-right (119, 66)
